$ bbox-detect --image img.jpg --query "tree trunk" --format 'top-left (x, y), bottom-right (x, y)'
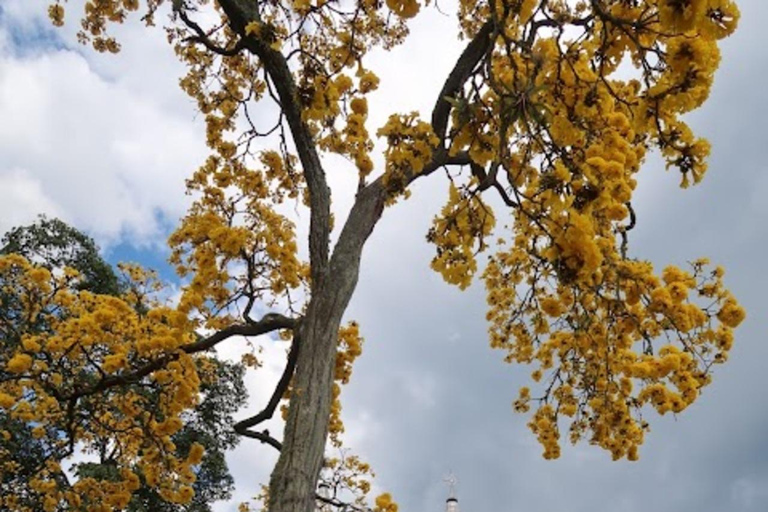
top-left (266, 294), bottom-right (343, 512)
top-left (268, 183), bottom-right (386, 512)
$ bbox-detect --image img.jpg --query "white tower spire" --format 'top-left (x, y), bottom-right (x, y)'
top-left (443, 472), bottom-right (460, 512)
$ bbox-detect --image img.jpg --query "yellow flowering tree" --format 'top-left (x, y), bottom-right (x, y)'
top-left (0, 218), bottom-right (253, 512)
top-left (0, 0), bottom-right (747, 511)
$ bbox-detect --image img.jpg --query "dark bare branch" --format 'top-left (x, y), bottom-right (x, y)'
top-left (237, 428), bottom-right (283, 451)
top-left (234, 331), bottom-right (300, 432)
top-left (315, 492), bottom-right (370, 512)
top-left (65, 312), bottom-right (298, 401)
top-left (178, 8), bottom-right (246, 56)
top-left (431, 20), bottom-right (494, 144)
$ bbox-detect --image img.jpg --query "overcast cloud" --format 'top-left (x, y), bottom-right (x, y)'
top-left (1, 1), bottom-right (766, 512)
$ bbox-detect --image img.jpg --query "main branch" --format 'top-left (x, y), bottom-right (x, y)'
top-left (431, 20), bottom-right (495, 144)
top-left (217, 0), bottom-right (332, 287)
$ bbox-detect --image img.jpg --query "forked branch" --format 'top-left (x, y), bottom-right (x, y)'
top-left (233, 330), bottom-right (302, 450)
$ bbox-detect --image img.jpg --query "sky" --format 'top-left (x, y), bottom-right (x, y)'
top-left (1, 1), bottom-right (767, 512)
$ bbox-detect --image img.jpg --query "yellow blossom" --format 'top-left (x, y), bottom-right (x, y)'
top-left (6, 353), bottom-right (33, 374)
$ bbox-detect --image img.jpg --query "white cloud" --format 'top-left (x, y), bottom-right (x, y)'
top-left (0, 167), bottom-right (61, 234)
top-left (0, 9), bottom-right (204, 246)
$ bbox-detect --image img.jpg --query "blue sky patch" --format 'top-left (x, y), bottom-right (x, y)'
top-left (0, 4), bottom-right (68, 58)
top-left (102, 209), bottom-right (182, 286)
top-left (105, 239), bottom-right (179, 286)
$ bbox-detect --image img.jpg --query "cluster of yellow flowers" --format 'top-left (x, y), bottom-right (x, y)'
top-left (658, 0), bottom-right (740, 34)
top-left (313, 73), bottom-right (378, 180)
top-left (328, 321), bottom-right (364, 447)
top-left (335, 322), bottom-right (364, 386)
top-left (374, 492), bottom-right (399, 512)
top-left (0, 254), bottom-right (209, 510)
top-left (487, 248), bottom-right (744, 460)
top-left (386, 0), bottom-right (421, 19)
top-left (428, 183), bottom-right (496, 290)
top-left (169, 153), bottom-right (306, 329)
top-left (48, 0), bottom-right (144, 51)
top-left (456, 0), bottom-right (540, 38)
top-left (40, 468), bottom-right (142, 511)
top-left (377, 113), bottom-right (440, 198)
top-left (423, 0), bottom-right (746, 461)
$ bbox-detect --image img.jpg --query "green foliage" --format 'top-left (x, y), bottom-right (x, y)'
top-left (1, 216), bottom-right (120, 296)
